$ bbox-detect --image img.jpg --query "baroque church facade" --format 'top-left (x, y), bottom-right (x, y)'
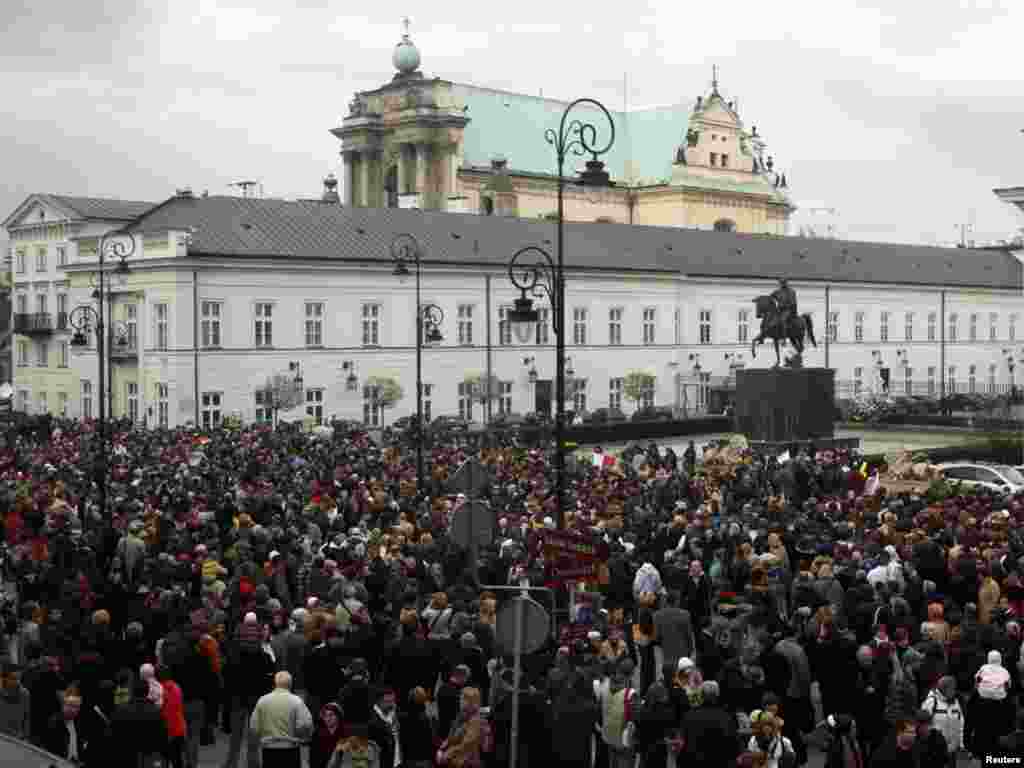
top-left (333, 25), bottom-right (794, 234)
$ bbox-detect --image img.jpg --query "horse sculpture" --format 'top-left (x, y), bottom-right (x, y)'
top-left (751, 295), bottom-right (817, 367)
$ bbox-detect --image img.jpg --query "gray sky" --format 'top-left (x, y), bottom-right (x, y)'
top-left (2, 0), bottom-right (1023, 248)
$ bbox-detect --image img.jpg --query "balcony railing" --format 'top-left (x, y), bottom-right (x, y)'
top-left (13, 313), bottom-right (54, 334)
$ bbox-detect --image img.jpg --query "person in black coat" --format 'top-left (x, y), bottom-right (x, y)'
top-left (42, 691), bottom-right (90, 763)
top-left (549, 673), bottom-right (599, 768)
top-left (399, 687), bottom-right (437, 767)
top-left (679, 682), bottom-right (737, 768)
top-left (633, 681), bottom-right (677, 768)
top-left (110, 681), bottom-right (168, 767)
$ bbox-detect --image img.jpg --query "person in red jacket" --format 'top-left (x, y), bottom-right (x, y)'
top-left (159, 665), bottom-right (187, 768)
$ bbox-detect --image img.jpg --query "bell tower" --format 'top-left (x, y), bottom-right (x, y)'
top-left (330, 18), bottom-right (471, 212)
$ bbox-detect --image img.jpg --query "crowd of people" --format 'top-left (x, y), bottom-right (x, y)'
top-left (0, 415), bottom-right (1022, 768)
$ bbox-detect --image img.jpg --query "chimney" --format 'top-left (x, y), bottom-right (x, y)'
top-left (175, 187), bottom-right (194, 198)
top-left (321, 173), bottom-right (340, 204)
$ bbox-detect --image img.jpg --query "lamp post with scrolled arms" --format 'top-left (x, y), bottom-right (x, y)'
top-left (505, 98), bottom-right (615, 529)
top-left (68, 228), bottom-right (134, 529)
top-left (391, 233), bottom-right (445, 495)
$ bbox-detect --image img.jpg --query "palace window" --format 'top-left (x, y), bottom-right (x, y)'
top-left (56, 245), bottom-right (67, 267)
top-left (968, 364), bottom-right (977, 394)
top-left (988, 364), bottom-right (998, 394)
top-left (736, 309), bottom-right (749, 343)
top-left (36, 293), bottom-right (47, 315)
top-left (641, 377), bottom-right (655, 408)
top-left (947, 366), bottom-right (957, 393)
top-left (36, 341), bottom-right (47, 367)
top-left (904, 312), bottom-right (913, 342)
top-left (254, 390), bottom-right (272, 424)
top-left (58, 392), bottom-right (68, 417)
top-left (15, 249), bottom-right (26, 274)
top-left (125, 304), bottom-right (138, 350)
top-left (156, 383), bottom-right (169, 427)
top-left (573, 308), bottom-right (588, 345)
top-left (361, 303), bottom-right (380, 346)
top-left (126, 382), bottom-right (139, 423)
top-left (609, 377), bottom-right (624, 410)
top-left (853, 367), bottom-right (863, 396)
top-left (35, 246), bottom-right (46, 271)
top-left (457, 304), bottom-right (474, 345)
top-left (305, 302), bottom-right (324, 347)
top-left (81, 380), bottom-right (93, 420)
top-left (699, 310), bottom-right (712, 345)
top-left (642, 308), bottom-right (656, 345)
top-left (990, 313), bottom-right (998, 341)
top-left (674, 309), bottom-right (680, 345)
top-left (1010, 313), bottom-right (1017, 341)
top-left (854, 312), bottom-right (864, 343)
top-left (58, 341), bottom-right (69, 368)
top-left (456, 381), bottom-right (474, 421)
top-left (573, 379), bottom-right (587, 413)
top-left (828, 311), bottom-right (839, 343)
top-left (37, 392), bottom-right (47, 415)
top-left (497, 381), bottom-right (513, 416)
top-left (363, 385), bottom-right (381, 426)
top-left (57, 293), bottom-right (68, 327)
top-left (880, 312), bottom-right (889, 343)
top-left (904, 366), bottom-right (913, 396)
top-left (927, 312), bottom-right (937, 341)
top-left (609, 308), bottom-right (623, 346)
top-left (16, 341), bottom-right (28, 367)
top-left (201, 392), bottom-right (223, 429)
top-left (710, 152), bottom-right (718, 167)
top-left (200, 301), bottom-right (222, 348)
top-left (536, 307), bottom-right (550, 345)
top-left (948, 313), bottom-right (958, 342)
top-left (254, 302), bottom-right (274, 347)
top-left (498, 306), bottom-right (511, 346)
top-left (305, 388), bottom-right (324, 424)
top-left (154, 303), bottom-right (169, 350)
top-left (927, 366), bottom-right (936, 396)
top-left (969, 313), bottom-right (978, 342)
top-left (15, 294), bottom-right (26, 314)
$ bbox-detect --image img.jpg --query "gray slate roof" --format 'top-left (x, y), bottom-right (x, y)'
top-left (129, 195), bottom-right (1021, 290)
top-left (45, 194), bottom-right (155, 221)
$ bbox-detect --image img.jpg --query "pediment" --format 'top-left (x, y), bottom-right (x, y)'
top-left (696, 101), bottom-right (739, 127)
top-left (3, 195), bottom-right (76, 230)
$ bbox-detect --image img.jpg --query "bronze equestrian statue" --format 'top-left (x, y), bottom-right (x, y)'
top-left (751, 278), bottom-right (817, 367)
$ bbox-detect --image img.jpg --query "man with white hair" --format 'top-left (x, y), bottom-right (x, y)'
top-left (249, 671), bottom-right (313, 768)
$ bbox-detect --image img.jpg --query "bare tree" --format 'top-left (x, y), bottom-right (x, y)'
top-left (261, 373), bottom-right (304, 426)
top-left (622, 370), bottom-right (655, 412)
top-left (365, 375), bottom-right (404, 426)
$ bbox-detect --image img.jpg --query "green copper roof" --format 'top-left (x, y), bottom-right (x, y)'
top-left (453, 84), bottom-right (690, 186)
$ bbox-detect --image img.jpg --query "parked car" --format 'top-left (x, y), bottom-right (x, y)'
top-left (938, 462), bottom-right (1024, 494)
top-left (631, 405), bottom-right (674, 422)
top-left (392, 415), bottom-right (427, 432)
top-left (430, 415), bottom-right (470, 434)
top-left (585, 407), bottom-right (627, 425)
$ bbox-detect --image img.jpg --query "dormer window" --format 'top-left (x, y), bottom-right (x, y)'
top-left (710, 153), bottom-right (718, 167)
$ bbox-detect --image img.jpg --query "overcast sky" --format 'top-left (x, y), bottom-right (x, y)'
top-left (3, 0), bottom-right (1023, 249)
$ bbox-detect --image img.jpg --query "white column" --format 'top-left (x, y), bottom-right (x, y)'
top-left (415, 144), bottom-right (428, 195)
top-left (343, 152), bottom-right (355, 206)
top-left (359, 152), bottom-right (371, 207)
top-left (447, 146), bottom-right (459, 198)
top-left (396, 144), bottom-right (406, 195)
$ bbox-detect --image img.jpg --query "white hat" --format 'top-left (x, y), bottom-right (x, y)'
top-left (243, 612), bottom-right (258, 625)
top-left (268, 550), bottom-right (281, 560)
top-left (677, 657), bottom-right (695, 672)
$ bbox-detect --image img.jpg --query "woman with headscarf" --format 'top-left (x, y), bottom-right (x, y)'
top-left (921, 675), bottom-right (963, 767)
top-left (967, 650), bottom-right (1013, 756)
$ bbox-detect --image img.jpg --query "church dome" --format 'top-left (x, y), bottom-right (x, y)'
top-left (392, 32), bottom-right (421, 75)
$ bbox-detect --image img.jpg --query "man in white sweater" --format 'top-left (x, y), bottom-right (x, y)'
top-left (249, 671), bottom-right (313, 768)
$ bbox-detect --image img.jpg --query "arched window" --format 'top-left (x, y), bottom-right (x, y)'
top-left (481, 197), bottom-right (494, 216)
top-left (713, 218), bottom-right (736, 233)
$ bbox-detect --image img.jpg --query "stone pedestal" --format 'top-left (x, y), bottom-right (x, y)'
top-left (736, 368), bottom-right (835, 443)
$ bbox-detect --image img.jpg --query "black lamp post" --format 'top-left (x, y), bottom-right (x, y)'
top-left (505, 98), bottom-right (615, 529)
top-left (391, 233), bottom-right (445, 495)
top-left (68, 229), bottom-right (134, 530)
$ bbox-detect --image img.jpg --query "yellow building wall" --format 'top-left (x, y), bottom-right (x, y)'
top-left (458, 173), bottom-right (787, 232)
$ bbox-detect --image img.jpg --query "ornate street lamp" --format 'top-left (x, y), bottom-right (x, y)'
top-left (505, 97), bottom-right (615, 529)
top-left (391, 233), bottom-right (444, 495)
top-left (67, 227), bottom-right (134, 530)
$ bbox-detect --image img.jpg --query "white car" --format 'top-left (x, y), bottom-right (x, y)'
top-left (939, 463), bottom-right (1024, 494)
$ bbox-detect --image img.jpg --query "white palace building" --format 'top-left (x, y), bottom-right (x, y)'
top-left (4, 27), bottom-right (1023, 428)
top-left (3, 187), bottom-right (1022, 429)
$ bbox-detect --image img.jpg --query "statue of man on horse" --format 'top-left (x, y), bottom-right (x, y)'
top-left (751, 278), bottom-right (817, 367)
